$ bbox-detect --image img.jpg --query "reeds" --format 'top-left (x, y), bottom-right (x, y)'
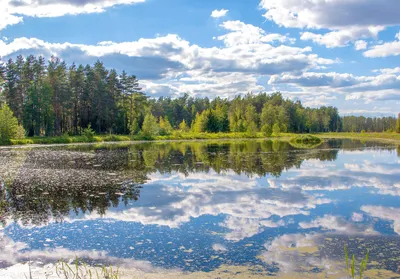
top-left (344, 244), bottom-right (369, 279)
top-left (55, 257), bottom-right (120, 279)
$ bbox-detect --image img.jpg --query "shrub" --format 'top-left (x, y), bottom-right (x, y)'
top-left (141, 113), bottom-right (159, 138)
top-left (0, 104), bottom-right (19, 145)
top-left (272, 123), bottom-right (281, 137)
top-left (246, 122), bottom-right (258, 137)
top-left (83, 124), bottom-right (96, 141)
top-left (289, 135), bottom-right (323, 149)
top-left (261, 124), bottom-right (272, 137)
top-left (15, 125), bottom-right (26, 139)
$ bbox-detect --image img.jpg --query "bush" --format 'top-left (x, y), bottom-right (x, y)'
top-left (272, 123), bottom-right (281, 137)
top-left (261, 124), bottom-right (272, 137)
top-left (289, 135), bottom-right (322, 149)
top-left (246, 122), bottom-right (258, 137)
top-left (83, 124), bottom-right (96, 141)
top-left (0, 104), bottom-right (19, 145)
top-left (15, 125), bottom-right (26, 139)
top-left (141, 113), bottom-right (159, 138)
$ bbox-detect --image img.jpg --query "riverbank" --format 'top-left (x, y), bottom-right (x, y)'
top-left (4, 132), bottom-right (400, 147)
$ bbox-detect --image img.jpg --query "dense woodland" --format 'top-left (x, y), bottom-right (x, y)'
top-left (0, 55), bottom-right (399, 138)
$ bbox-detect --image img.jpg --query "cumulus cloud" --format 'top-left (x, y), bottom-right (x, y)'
top-left (260, 0), bottom-right (400, 48)
top-left (363, 32), bottom-right (400, 57)
top-left (211, 9), bottom-right (228, 18)
top-left (354, 40), bottom-right (368, 50)
top-left (6, 0), bottom-right (145, 17)
top-left (301, 27), bottom-right (382, 48)
top-left (0, 0), bottom-right (145, 30)
top-left (0, 27), bottom-right (335, 98)
top-left (217, 20), bottom-right (293, 47)
top-left (268, 69), bottom-right (400, 104)
top-left (259, 0), bottom-right (400, 29)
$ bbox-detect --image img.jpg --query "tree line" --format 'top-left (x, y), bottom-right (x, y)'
top-left (0, 55), bottom-right (399, 139)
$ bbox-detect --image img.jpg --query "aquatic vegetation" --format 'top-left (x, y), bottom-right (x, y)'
top-left (289, 134), bottom-right (323, 148)
top-left (344, 245), bottom-right (369, 279)
top-left (55, 258), bottom-right (120, 279)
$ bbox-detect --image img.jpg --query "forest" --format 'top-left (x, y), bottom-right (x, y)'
top-left (0, 55), bottom-right (399, 142)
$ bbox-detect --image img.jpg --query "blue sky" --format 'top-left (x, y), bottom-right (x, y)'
top-left (1, 0), bottom-right (400, 116)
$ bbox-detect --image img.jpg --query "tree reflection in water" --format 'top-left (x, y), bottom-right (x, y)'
top-left (0, 139), bottom-right (396, 227)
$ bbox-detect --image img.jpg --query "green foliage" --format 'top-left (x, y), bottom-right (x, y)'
top-left (178, 119), bottom-right (189, 132)
top-left (290, 134), bottom-right (322, 144)
top-left (1, 55), bottom-right (396, 144)
top-left (141, 113), bottom-right (159, 138)
top-left (129, 119), bottom-right (139, 136)
top-left (246, 121), bottom-right (258, 137)
top-left (15, 125), bottom-right (26, 139)
top-left (0, 104), bottom-right (19, 144)
top-left (192, 111), bottom-right (209, 133)
top-left (261, 124), bottom-right (272, 137)
top-left (159, 116), bottom-right (173, 135)
top-left (83, 124), bottom-right (96, 141)
top-left (272, 123), bottom-right (281, 137)
top-left (344, 244), bottom-right (369, 279)
top-left (396, 114), bottom-right (400, 133)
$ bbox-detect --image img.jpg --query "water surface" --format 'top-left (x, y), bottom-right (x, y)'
top-left (1, 139), bottom-right (400, 278)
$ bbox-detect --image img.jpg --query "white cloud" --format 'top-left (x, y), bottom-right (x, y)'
top-left (259, 0), bottom-right (400, 48)
top-left (211, 9), bottom-right (228, 18)
top-left (354, 40), bottom-right (368, 50)
top-left (259, 0), bottom-right (400, 30)
top-left (0, 7), bottom-right (23, 30)
top-left (374, 67), bottom-right (400, 75)
top-left (0, 28), bottom-right (335, 98)
top-left (363, 32), bottom-right (400, 57)
top-left (301, 27), bottom-right (382, 48)
top-left (217, 20), bottom-right (293, 47)
top-left (268, 70), bottom-right (400, 105)
top-left (0, 0), bottom-right (145, 30)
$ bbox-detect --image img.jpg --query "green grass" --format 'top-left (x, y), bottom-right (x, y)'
top-left (9, 134), bottom-right (132, 145)
top-left (4, 131), bottom-right (400, 146)
top-left (319, 132), bottom-right (400, 143)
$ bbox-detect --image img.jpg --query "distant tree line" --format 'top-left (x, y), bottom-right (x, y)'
top-left (0, 55), bottom-right (399, 139)
top-left (342, 115), bottom-right (398, 133)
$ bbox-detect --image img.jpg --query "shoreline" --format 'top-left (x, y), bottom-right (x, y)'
top-left (1, 132), bottom-right (399, 149)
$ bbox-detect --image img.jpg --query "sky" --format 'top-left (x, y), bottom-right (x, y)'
top-left (1, 0), bottom-right (400, 116)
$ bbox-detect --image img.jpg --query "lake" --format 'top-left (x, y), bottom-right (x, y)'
top-left (0, 139), bottom-right (400, 278)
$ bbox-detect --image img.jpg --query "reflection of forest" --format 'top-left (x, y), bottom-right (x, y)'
top-left (0, 139), bottom-right (397, 226)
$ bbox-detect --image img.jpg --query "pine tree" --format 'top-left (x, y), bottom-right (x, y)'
top-left (396, 113), bottom-right (400, 133)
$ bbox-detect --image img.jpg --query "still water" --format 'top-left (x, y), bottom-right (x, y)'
top-left (0, 139), bottom-right (400, 278)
